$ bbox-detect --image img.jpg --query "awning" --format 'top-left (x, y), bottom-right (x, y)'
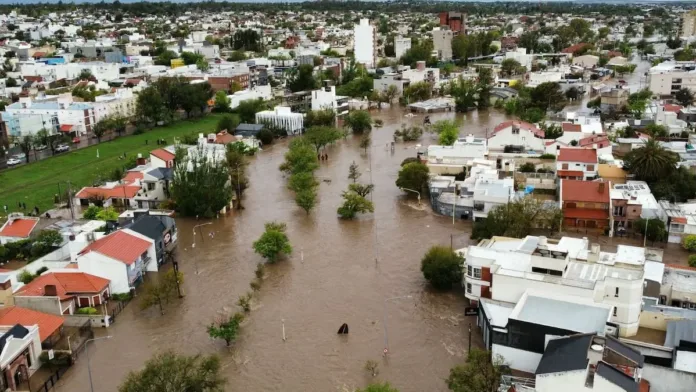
top-left (59, 124), bottom-right (74, 132)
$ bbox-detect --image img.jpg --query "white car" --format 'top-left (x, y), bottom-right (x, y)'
top-left (55, 144), bottom-right (70, 153)
top-left (35, 144), bottom-right (47, 151)
top-left (6, 157), bottom-right (21, 166)
top-left (12, 153), bottom-right (25, 160)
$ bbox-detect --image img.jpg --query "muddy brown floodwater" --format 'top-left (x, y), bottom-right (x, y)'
top-left (56, 107), bottom-right (513, 392)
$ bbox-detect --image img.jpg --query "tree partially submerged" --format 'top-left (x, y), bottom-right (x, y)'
top-left (446, 349), bottom-right (509, 392)
top-left (471, 198), bottom-right (563, 240)
top-left (171, 146), bottom-right (233, 218)
top-left (140, 269), bottom-right (185, 315)
top-left (396, 162), bottom-right (430, 193)
top-left (118, 351), bottom-right (226, 392)
top-left (207, 312), bottom-right (244, 346)
top-left (252, 221), bottom-right (293, 262)
top-left (337, 190), bottom-right (374, 219)
top-left (421, 246), bottom-right (464, 290)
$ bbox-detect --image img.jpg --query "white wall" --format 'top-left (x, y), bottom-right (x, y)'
top-left (493, 343), bottom-right (542, 374)
top-left (536, 370), bottom-right (589, 392)
top-left (488, 127), bottom-right (545, 152)
top-left (77, 253), bottom-right (130, 294)
top-left (354, 19), bottom-right (375, 67)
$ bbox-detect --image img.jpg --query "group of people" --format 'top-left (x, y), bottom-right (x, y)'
top-left (318, 153), bottom-right (329, 161)
top-left (2, 202), bottom-right (40, 217)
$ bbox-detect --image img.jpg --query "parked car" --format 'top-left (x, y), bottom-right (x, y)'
top-left (72, 137), bottom-right (80, 144)
top-left (35, 144), bottom-right (47, 151)
top-left (12, 153), bottom-right (26, 160)
top-left (55, 144), bottom-right (70, 153)
top-left (6, 157), bottom-right (21, 166)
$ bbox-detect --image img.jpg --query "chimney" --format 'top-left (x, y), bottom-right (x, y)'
top-left (598, 182), bottom-right (605, 193)
top-left (44, 285), bottom-right (58, 296)
top-left (416, 61), bottom-right (426, 71)
top-left (136, 155), bottom-right (146, 166)
top-left (588, 243), bottom-right (600, 263)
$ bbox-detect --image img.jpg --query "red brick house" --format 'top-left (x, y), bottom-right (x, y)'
top-left (560, 179), bottom-right (611, 230)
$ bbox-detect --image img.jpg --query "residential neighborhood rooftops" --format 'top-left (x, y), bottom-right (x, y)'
top-left (0, 216), bottom-right (39, 239)
top-left (557, 148), bottom-right (598, 163)
top-left (561, 180), bottom-right (610, 203)
top-left (15, 272), bottom-right (110, 300)
top-left (0, 306), bottom-right (64, 342)
top-left (492, 120), bottom-right (544, 138)
top-left (79, 230), bottom-right (151, 265)
top-left (150, 148), bottom-right (176, 162)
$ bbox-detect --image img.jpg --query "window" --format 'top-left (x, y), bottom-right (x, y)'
top-left (466, 283), bottom-right (472, 294)
top-left (587, 165), bottom-right (595, 171)
top-left (562, 163), bottom-right (569, 170)
top-left (467, 265), bottom-right (472, 276)
top-left (614, 287), bottom-right (619, 297)
top-left (613, 307), bottom-right (617, 317)
top-left (148, 182), bottom-right (156, 191)
top-left (473, 268), bottom-right (481, 279)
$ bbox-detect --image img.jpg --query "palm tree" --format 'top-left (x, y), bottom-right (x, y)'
top-left (624, 139), bottom-right (678, 182)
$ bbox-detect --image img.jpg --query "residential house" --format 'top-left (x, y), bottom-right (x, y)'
top-left (557, 148), bottom-right (598, 180)
top-left (0, 215), bottom-right (39, 245)
top-left (76, 229), bottom-right (156, 294)
top-left (149, 148), bottom-right (176, 169)
top-left (601, 88), bottom-right (629, 113)
top-left (572, 54), bottom-right (600, 69)
top-left (478, 290), bottom-right (616, 373)
top-left (487, 120), bottom-right (545, 152)
top-left (598, 164), bottom-right (628, 185)
top-left (13, 272), bottom-right (111, 315)
top-left (425, 135), bottom-right (488, 175)
top-left (0, 307), bottom-right (64, 349)
top-left (660, 200), bottom-right (696, 244)
top-left (0, 324), bottom-right (41, 391)
top-left (560, 180), bottom-right (612, 231)
top-left (610, 184), bottom-right (643, 235)
top-left (660, 264), bottom-right (696, 309)
top-left (310, 83), bottom-right (349, 118)
top-left (578, 135), bottom-right (612, 157)
top-left (127, 212), bottom-right (178, 266)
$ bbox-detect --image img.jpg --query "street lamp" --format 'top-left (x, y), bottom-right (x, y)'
top-left (192, 222), bottom-right (213, 275)
top-left (399, 188), bottom-right (421, 206)
top-left (383, 295), bottom-right (413, 356)
top-left (86, 336), bottom-right (113, 392)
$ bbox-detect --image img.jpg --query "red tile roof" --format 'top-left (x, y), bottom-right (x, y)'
top-left (79, 230), bottom-right (151, 265)
top-left (672, 217), bottom-right (688, 224)
top-left (563, 208), bottom-right (610, 220)
top-left (557, 148), bottom-right (598, 163)
top-left (16, 272), bottom-right (110, 300)
top-left (562, 180), bottom-right (610, 203)
top-left (0, 218), bottom-right (38, 238)
top-left (122, 171), bottom-right (143, 184)
top-left (0, 306), bottom-right (64, 342)
top-left (557, 170), bottom-right (585, 177)
top-left (59, 124), bottom-right (73, 132)
top-left (75, 185), bottom-right (140, 200)
top-left (562, 123), bottom-right (582, 132)
top-left (150, 148), bottom-right (175, 162)
top-left (214, 131), bottom-right (236, 144)
top-left (663, 104), bottom-right (682, 113)
top-left (562, 43), bottom-right (590, 54)
top-left (579, 135), bottom-right (609, 148)
top-left (492, 120), bottom-right (544, 138)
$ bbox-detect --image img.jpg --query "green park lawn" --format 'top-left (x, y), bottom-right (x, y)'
top-left (0, 115), bottom-right (221, 215)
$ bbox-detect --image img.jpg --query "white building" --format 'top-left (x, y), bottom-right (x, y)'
top-left (0, 324), bottom-right (42, 386)
top-left (487, 120), bottom-right (545, 152)
top-left (647, 61), bottom-right (696, 97)
top-left (354, 19), bottom-right (376, 68)
top-left (682, 10), bottom-right (696, 37)
top-left (432, 28), bottom-right (453, 61)
top-left (461, 235), bottom-right (646, 337)
top-left (92, 88), bottom-right (137, 123)
top-left (394, 36), bottom-right (411, 59)
top-left (505, 48), bottom-right (533, 71)
top-left (227, 85), bottom-right (272, 110)
top-left (255, 106), bottom-right (303, 135)
top-left (310, 84), bottom-right (349, 117)
top-left (426, 135), bottom-right (488, 175)
top-left (76, 229), bottom-right (157, 294)
top-left (556, 148), bottom-right (599, 181)
top-left (3, 95), bottom-right (95, 137)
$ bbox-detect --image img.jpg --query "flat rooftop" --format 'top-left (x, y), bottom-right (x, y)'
top-left (510, 291), bottom-right (611, 334)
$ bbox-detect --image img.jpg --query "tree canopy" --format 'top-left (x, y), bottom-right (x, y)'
top-left (118, 351), bottom-right (226, 392)
top-left (472, 198), bottom-right (563, 240)
top-left (171, 147), bottom-right (233, 218)
top-left (446, 348), bottom-right (509, 392)
top-left (396, 162), bottom-right (430, 194)
top-left (421, 246), bottom-right (464, 290)
top-left (253, 221), bottom-right (293, 262)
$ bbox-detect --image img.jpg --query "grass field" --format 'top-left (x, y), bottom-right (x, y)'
top-left (0, 115), bottom-right (221, 215)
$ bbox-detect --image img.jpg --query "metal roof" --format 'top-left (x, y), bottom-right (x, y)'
top-left (535, 334), bottom-right (592, 375)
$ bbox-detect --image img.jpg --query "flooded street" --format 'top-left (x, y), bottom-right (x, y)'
top-left (56, 107), bottom-right (511, 392)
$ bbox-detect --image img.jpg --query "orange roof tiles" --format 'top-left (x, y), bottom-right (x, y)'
top-left (562, 123), bottom-right (582, 132)
top-left (59, 124), bottom-right (73, 132)
top-left (75, 185), bottom-right (141, 200)
top-left (150, 148), bottom-right (175, 162)
top-left (16, 272), bottom-right (110, 300)
top-left (663, 104), bottom-right (682, 113)
top-left (666, 264), bottom-right (696, 272)
top-left (122, 171), bottom-right (144, 184)
top-left (0, 218), bottom-right (38, 238)
top-left (492, 120), bottom-right (544, 138)
top-left (558, 148), bottom-right (598, 163)
top-left (672, 217), bottom-right (687, 224)
top-left (562, 180), bottom-right (610, 203)
top-left (0, 306), bottom-right (64, 342)
top-left (79, 230), bottom-right (151, 265)
top-left (579, 135), bottom-right (609, 147)
top-left (557, 170), bottom-right (585, 177)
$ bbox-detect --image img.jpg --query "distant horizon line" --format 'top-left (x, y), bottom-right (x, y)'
top-left (0, 0), bottom-right (693, 4)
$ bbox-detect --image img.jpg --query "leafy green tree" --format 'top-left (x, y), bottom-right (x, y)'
top-left (280, 139), bottom-right (319, 175)
top-left (344, 110), bottom-right (372, 134)
top-left (136, 86), bottom-right (168, 126)
top-left (236, 98), bottom-right (268, 123)
top-left (252, 221), bottom-right (293, 262)
top-left (396, 162), bottom-right (429, 193)
top-left (472, 198), bottom-right (563, 240)
top-left (154, 50), bottom-right (179, 66)
top-left (35, 230), bottom-right (63, 247)
top-left (348, 161), bottom-right (361, 183)
top-left (286, 64), bottom-right (318, 92)
top-left (400, 39), bottom-right (434, 67)
top-left (446, 348), bottom-right (509, 392)
top-left (226, 143), bottom-right (249, 210)
top-left (402, 81), bottom-right (432, 103)
top-left (420, 246), bottom-right (463, 290)
top-left (288, 171), bottom-right (318, 193)
top-left (645, 124), bottom-right (668, 138)
top-left (14, 135), bottom-right (33, 163)
top-left (541, 123), bottom-right (563, 139)
top-left (439, 126), bottom-right (459, 146)
top-left (295, 188), bottom-right (317, 214)
top-left (357, 383), bottom-right (399, 392)
top-left (336, 77), bottom-right (373, 98)
top-left (227, 50), bottom-right (247, 62)
top-left (305, 109), bottom-right (336, 127)
top-left (500, 58), bottom-right (524, 77)
top-left (140, 269), bottom-right (184, 315)
top-left (348, 183), bottom-right (374, 198)
top-left (5, 77), bottom-right (17, 88)
top-left (92, 119), bottom-right (110, 143)
top-left (217, 114), bottom-right (240, 132)
top-left (213, 91), bottom-right (230, 113)
top-left (96, 207), bottom-right (119, 221)
top-left (635, 218), bottom-right (667, 243)
top-left (666, 36), bottom-right (682, 50)
top-left (118, 351), bottom-right (226, 392)
top-left (675, 88), bottom-right (695, 107)
top-left (180, 51), bottom-right (204, 65)
top-left (232, 29), bottom-right (262, 52)
top-left (171, 147), bottom-right (233, 218)
top-left (207, 312), bottom-right (244, 346)
top-left (689, 255), bottom-right (696, 268)
top-left (683, 235), bottom-right (696, 252)
top-left (623, 139), bottom-right (678, 183)
top-left (303, 126), bottom-right (342, 153)
top-left (530, 82), bottom-right (566, 112)
top-left (337, 190), bottom-right (374, 219)
top-left (360, 133), bottom-right (371, 153)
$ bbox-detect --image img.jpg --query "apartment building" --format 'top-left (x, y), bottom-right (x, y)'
top-left (432, 28), bottom-right (453, 61)
top-left (681, 10), bottom-right (696, 37)
top-left (647, 61), bottom-right (696, 97)
top-left (461, 235), bottom-right (646, 337)
top-left (394, 36), bottom-right (411, 60)
top-left (354, 19), bottom-right (376, 68)
top-left (3, 95), bottom-right (95, 137)
top-left (310, 83), bottom-right (349, 118)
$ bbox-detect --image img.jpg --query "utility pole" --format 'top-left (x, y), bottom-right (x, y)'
top-left (66, 180), bottom-right (74, 220)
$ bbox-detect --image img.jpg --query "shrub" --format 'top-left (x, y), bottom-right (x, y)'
top-left (538, 153), bottom-right (556, 160)
top-left (39, 351), bottom-right (72, 368)
top-left (249, 279), bottom-right (261, 291)
top-left (111, 292), bottom-right (132, 301)
top-left (237, 293), bottom-right (252, 312)
top-left (420, 246), bottom-right (464, 290)
top-left (689, 255), bottom-right (696, 268)
top-left (256, 129), bottom-right (274, 145)
top-left (35, 266), bottom-right (48, 275)
top-left (18, 270), bottom-right (35, 284)
top-left (518, 162), bottom-right (536, 173)
top-left (82, 205), bottom-right (101, 220)
top-left (683, 235), bottom-right (696, 252)
top-left (255, 263), bottom-right (265, 279)
top-left (76, 307), bottom-right (98, 315)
